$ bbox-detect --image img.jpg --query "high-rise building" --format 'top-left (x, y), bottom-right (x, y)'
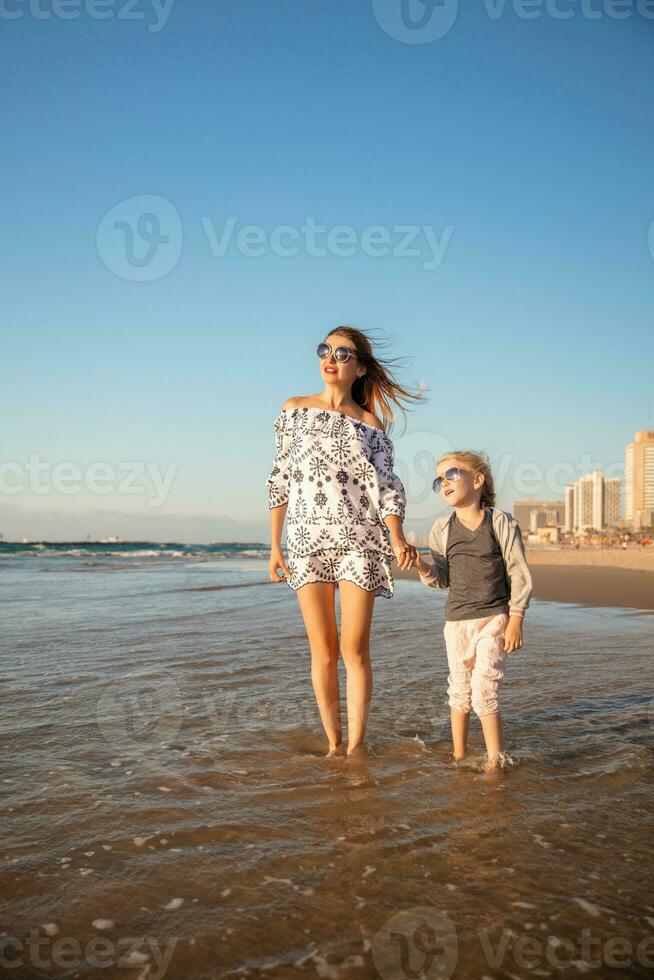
top-left (625, 430), bottom-right (654, 528)
top-left (530, 510), bottom-right (560, 532)
top-left (575, 470), bottom-right (602, 530)
top-left (564, 485), bottom-right (575, 533)
top-left (565, 469), bottom-right (622, 533)
top-left (603, 478), bottom-right (622, 529)
top-left (513, 498), bottom-right (564, 532)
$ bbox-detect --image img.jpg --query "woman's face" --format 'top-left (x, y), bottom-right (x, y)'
top-left (320, 333), bottom-right (364, 388)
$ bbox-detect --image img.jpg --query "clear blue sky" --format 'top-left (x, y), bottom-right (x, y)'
top-left (2, 1), bottom-right (653, 541)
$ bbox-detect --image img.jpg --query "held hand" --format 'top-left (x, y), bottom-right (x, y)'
top-left (268, 548), bottom-right (290, 583)
top-left (503, 616), bottom-right (524, 653)
top-left (392, 539), bottom-right (418, 571)
top-left (408, 546), bottom-right (421, 569)
top-left (405, 546), bottom-right (420, 570)
top-left (414, 554), bottom-right (431, 576)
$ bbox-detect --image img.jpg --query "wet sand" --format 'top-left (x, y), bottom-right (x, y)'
top-left (397, 548), bottom-right (654, 610)
top-left (2, 553), bottom-right (654, 978)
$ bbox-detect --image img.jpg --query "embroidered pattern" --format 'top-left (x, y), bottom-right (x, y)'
top-left (266, 406), bottom-right (407, 598)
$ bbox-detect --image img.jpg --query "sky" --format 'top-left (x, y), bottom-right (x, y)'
top-left (1, 0), bottom-right (653, 542)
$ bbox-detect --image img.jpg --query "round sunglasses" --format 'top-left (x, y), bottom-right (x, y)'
top-left (317, 342), bottom-right (359, 364)
top-left (433, 466), bottom-right (469, 493)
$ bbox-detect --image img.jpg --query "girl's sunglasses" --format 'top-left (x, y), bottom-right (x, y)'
top-left (433, 466), bottom-right (468, 493)
top-left (317, 342), bottom-right (359, 363)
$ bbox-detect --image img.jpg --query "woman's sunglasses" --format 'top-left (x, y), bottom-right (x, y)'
top-left (317, 342), bottom-right (359, 364)
top-left (433, 466), bottom-right (468, 493)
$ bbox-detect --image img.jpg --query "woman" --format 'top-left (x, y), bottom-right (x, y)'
top-left (266, 327), bottom-right (422, 757)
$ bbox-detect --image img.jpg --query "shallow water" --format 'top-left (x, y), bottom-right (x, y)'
top-left (2, 553), bottom-right (653, 979)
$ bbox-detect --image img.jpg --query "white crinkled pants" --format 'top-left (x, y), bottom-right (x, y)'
top-left (444, 612), bottom-right (509, 717)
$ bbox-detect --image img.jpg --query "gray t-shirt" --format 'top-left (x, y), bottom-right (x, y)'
top-left (445, 510), bottom-right (510, 621)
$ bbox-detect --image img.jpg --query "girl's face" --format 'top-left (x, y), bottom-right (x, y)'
top-left (320, 333), bottom-right (365, 388)
top-left (436, 457), bottom-right (484, 507)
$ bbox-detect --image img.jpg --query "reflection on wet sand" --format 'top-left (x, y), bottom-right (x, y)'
top-left (2, 557), bottom-right (653, 978)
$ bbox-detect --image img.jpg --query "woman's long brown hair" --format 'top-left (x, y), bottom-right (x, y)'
top-left (325, 326), bottom-right (425, 435)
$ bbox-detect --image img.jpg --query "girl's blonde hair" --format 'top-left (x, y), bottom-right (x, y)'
top-left (326, 326), bottom-right (425, 435)
top-left (438, 450), bottom-right (496, 509)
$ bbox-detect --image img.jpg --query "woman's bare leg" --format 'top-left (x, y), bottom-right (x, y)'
top-left (295, 582), bottom-right (342, 752)
top-left (337, 580), bottom-right (376, 755)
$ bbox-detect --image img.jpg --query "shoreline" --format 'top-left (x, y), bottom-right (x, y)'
top-left (396, 550), bottom-right (654, 611)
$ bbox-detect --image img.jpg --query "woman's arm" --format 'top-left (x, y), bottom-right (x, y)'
top-left (368, 429), bottom-right (416, 570)
top-left (266, 408), bottom-right (293, 582)
top-left (269, 502), bottom-right (290, 582)
top-left (384, 514), bottom-right (418, 571)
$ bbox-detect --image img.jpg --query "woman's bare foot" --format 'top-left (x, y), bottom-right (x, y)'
top-left (325, 743), bottom-right (345, 759)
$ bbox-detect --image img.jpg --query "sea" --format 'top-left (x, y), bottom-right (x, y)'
top-left (1, 542), bottom-right (653, 979)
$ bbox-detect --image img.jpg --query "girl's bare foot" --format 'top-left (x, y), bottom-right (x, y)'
top-left (325, 743), bottom-right (345, 759)
top-left (346, 743), bottom-right (369, 759)
top-left (483, 752), bottom-right (514, 772)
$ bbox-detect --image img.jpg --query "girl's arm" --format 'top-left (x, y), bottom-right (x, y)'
top-left (503, 520), bottom-right (531, 651)
top-left (416, 525), bottom-right (449, 589)
top-left (505, 521), bottom-right (532, 616)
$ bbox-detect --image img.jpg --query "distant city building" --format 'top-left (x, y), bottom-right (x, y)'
top-left (529, 509), bottom-right (559, 532)
top-left (565, 469), bottom-right (622, 533)
top-left (625, 429), bottom-right (654, 529)
top-left (564, 485), bottom-right (575, 533)
top-left (529, 525), bottom-right (561, 545)
top-left (513, 498), bottom-right (564, 533)
top-left (578, 470), bottom-right (602, 530)
top-left (603, 478), bottom-right (622, 529)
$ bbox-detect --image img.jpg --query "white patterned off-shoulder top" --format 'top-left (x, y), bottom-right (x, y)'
top-left (266, 405), bottom-right (406, 559)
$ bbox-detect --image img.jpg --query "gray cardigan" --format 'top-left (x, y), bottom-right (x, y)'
top-left (418, 507), bottom-right (533, 617)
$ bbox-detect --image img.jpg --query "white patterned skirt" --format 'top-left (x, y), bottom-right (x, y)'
top-left (286, 548), bottom-right (395, 599)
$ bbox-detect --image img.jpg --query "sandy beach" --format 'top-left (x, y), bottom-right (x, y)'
top-left (398, 546), bottom-right (654, 611)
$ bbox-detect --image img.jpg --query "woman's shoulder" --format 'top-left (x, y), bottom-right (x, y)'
top-left (274, 397), bottom-right (314, 431)
top-left (360, 409), bottom-right (384, 431)
top-left (277, 397), bottom-right (384, 433)
top-left (280, 395), bottom-right (315, 412)
top-left (281, 396), bottom-right (301, 411)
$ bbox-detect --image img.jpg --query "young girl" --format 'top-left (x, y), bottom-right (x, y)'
top-left (414, 451), bottom-right (532, 770)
